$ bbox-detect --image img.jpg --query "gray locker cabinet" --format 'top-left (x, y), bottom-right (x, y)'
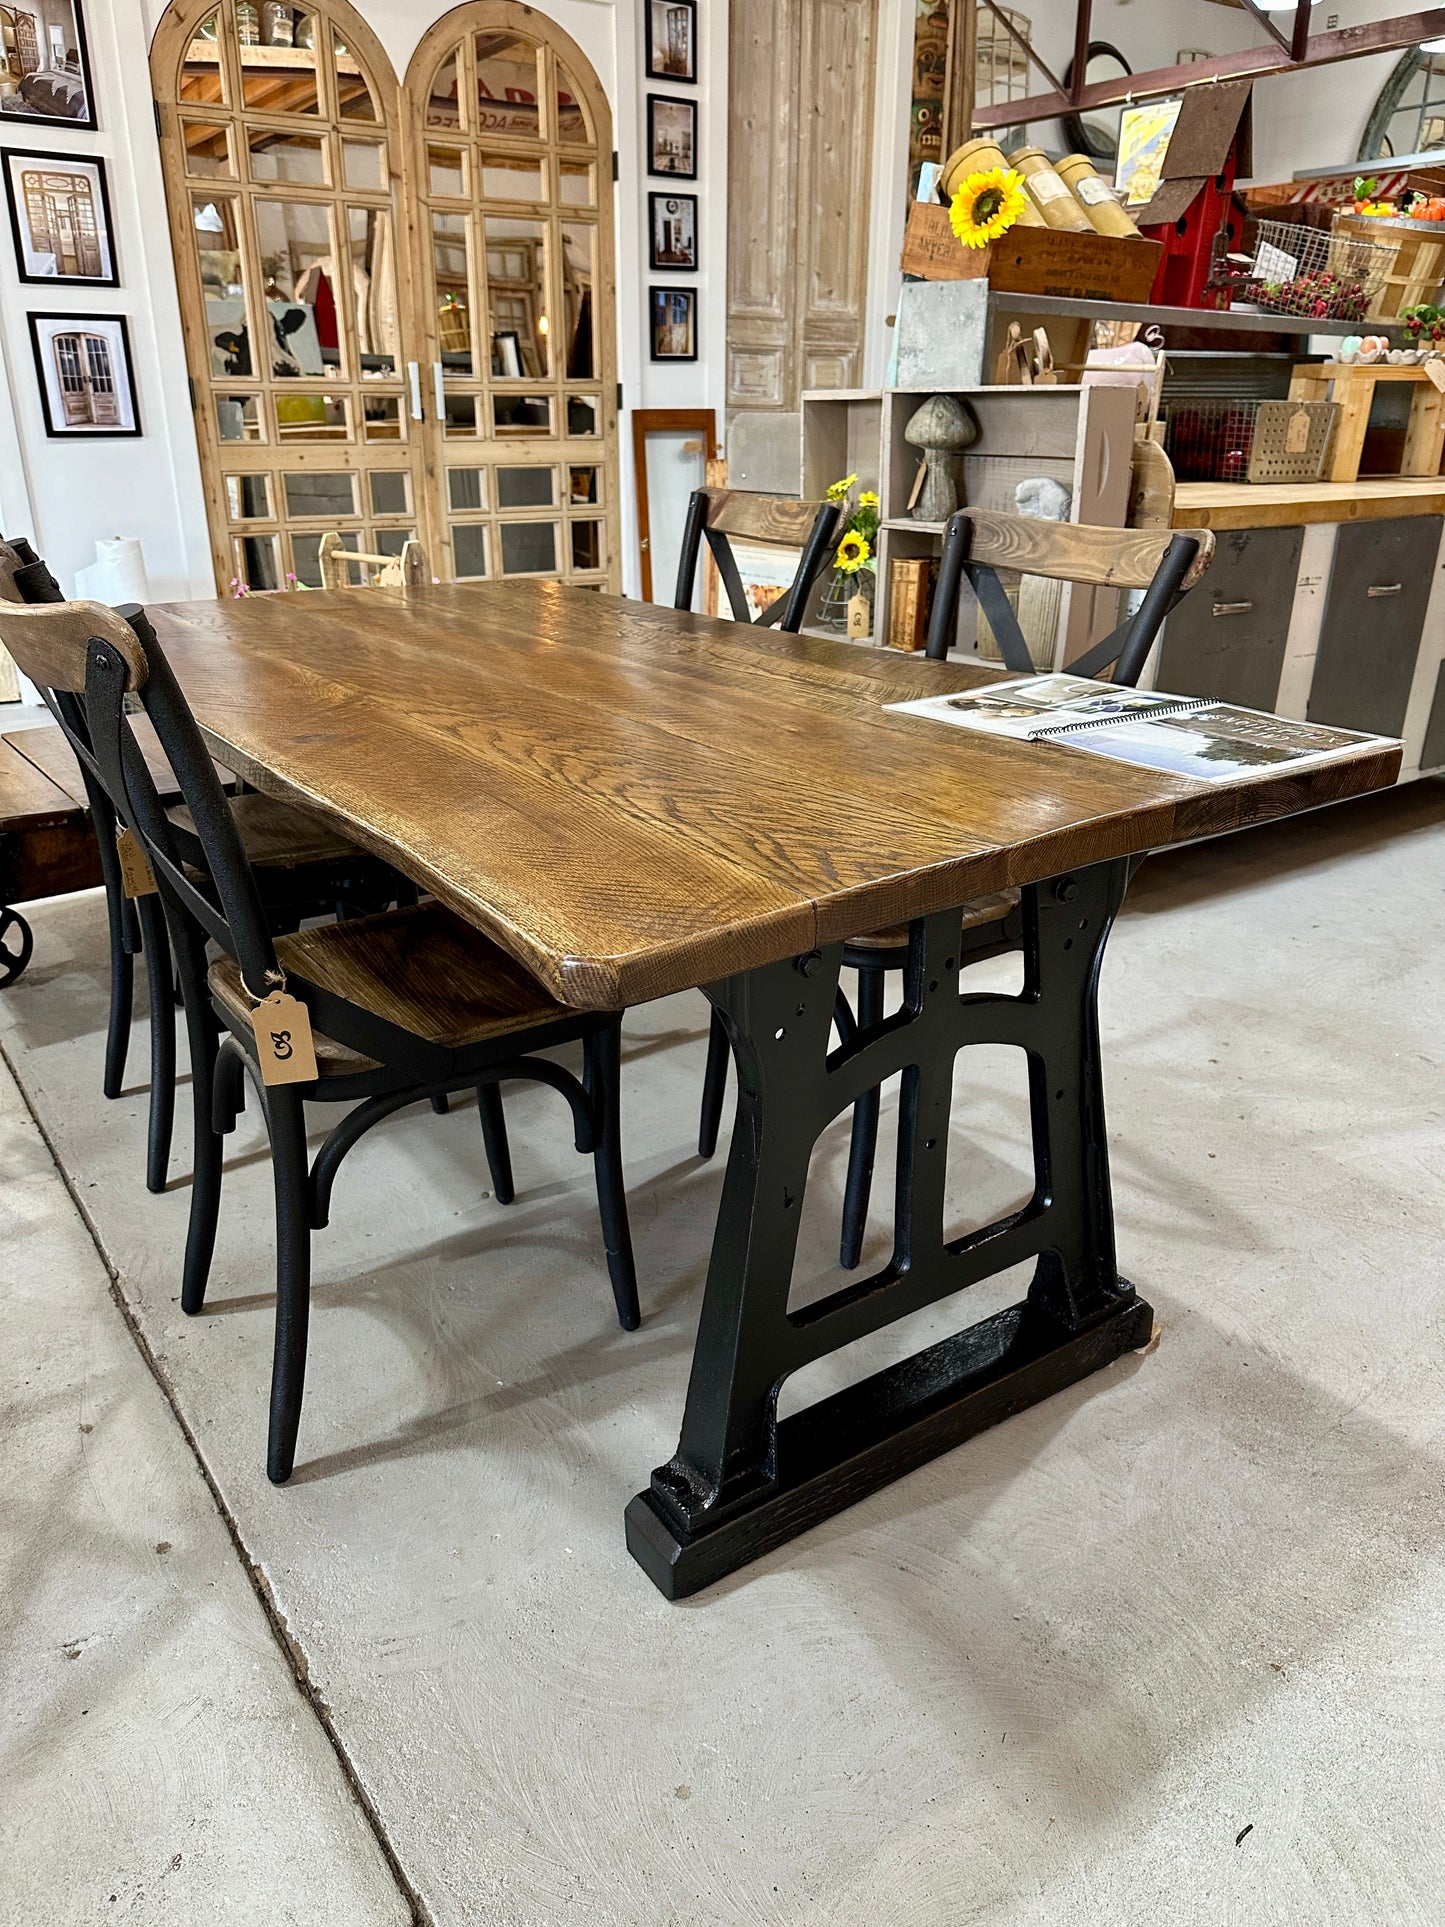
top-left (1308, 516), bottom-right (1443, 740)
top-left (1156, 524), bottom-right (1303, 710)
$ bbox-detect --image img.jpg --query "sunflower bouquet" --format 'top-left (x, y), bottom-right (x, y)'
top-left (818, 473), bottom-right (879, 630)
top-left (949, 166), bottom-right (1030, 250)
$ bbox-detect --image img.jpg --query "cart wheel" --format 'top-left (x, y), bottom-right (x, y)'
top-left (0, 905), bottom-right (34, 987)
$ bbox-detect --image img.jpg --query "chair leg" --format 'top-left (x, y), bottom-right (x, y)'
top-left (429, 1092), bottom-right (450, 1115)
top-left (266, 1084), bottom-right (313, 1485)
top-left (697, 1008), bottom-right (730, 1159)
top-left (839, 962), bottom-right (887, 1271)
top-left (102, 894), bottom-right (135, 1101)
top-left (584, 1023), bottom-right (640, 1331)
top-left (138, 895), bottom-right (175, 1194)
top-left (477, 1082), bottom-right (515, 1204)
top-left (177, 931), bottom-right (224, 1317)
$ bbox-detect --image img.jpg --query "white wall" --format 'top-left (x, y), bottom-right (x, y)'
top-left (0, 0), bottom-right (727, 604)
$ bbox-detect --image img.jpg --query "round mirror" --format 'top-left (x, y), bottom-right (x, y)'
top-left (1061, 41), bottom-right (1133, 165)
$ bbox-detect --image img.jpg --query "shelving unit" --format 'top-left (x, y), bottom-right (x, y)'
top-left (799, 382), bottom-right (1137, 658)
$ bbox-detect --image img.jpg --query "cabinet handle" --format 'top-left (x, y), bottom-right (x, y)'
top-left (1366, 582), bottom-right (1402, 597)
top-left (406, 361), bottom-right (423, 421)
top-left (1212, 600), bottom-right (1253, 616)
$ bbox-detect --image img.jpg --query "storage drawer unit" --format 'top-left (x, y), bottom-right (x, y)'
top-left (1156, 524), bottom-right (1303, 710)
top-left (1308, 516), bottom-right (1443, 740)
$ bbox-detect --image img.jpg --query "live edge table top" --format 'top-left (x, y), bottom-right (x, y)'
top-left (146, 583), bottom-right (1401, 1011)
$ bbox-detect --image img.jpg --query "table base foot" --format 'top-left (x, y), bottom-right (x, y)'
top-left (626, 1286), bottom-right (1153, 1600)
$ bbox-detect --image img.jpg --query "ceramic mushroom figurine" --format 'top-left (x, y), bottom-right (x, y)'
top-left (905, 394), bottom-right (978, 523)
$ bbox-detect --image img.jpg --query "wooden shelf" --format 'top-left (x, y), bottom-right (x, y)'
top-left (1173, 476), bottom-right (1445, 530)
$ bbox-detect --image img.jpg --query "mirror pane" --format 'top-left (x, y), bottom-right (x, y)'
top-left (500, 522), bottom-right (557, 573)
top-left (348, 205), bottom-right (399, 373)
top-left (485, 218), bottom-right (548, 378)
top-left (444, 394), bottom-right (478, 435)
top-left (476, 33), bottom-right (540, 138)
top-left (233, 532), bottom-right (281, 591)
top-left (432, 210), bottom-right (472, 374)
top-left (252, 199), bottom-right (336, 376)
top-left (282, 470), bottom-right (356, 517)
top-left (362, 395), bottom-right (403, 440)
top-left (428, 144), bottom-right (466, 197)
top-left (453, 524), bottom-right (488, 577)
top-left (371, 528), bottom-right (415, 556)
top-left (334, 35), bottom-right (378, 118)
top-left (292, 527), bottom-right (355, 587)
top-left (566, 394), bottom-right (599, 436)
top-left (497, 466), bottom-right (554, 509)
top-left (238, 8), bottom-right (319, 114)
top-left (446, 467), bottom-right (486, 510)
top-left (568, 464), bottom-right (598, 504)
top-left (341, 139), bottom-right (386, 190)
top-left (275, 392), bottom-right (350, 439)
top-left (249, 130), bottom-right (326, 184)
top-left (558, 159), bottom-right (594, 207)
top-left (560, 223), bottom-right (594, 379)
top-left (225, 473), bottom-right (272, 518)
top-left (571, 520), bottom-right (602, 570)
top-left (555, 64), bottom-right (590, 145)
top-left (193, 194), bottom-right (253, 376)
top-left (183, 121), bottom-right (233, 176)
top-left (426, 50), bottom-right (462, 130)
top-left (180, 15), bottom-right (225, 103)
top-left (480, 151), bottom-right (544, 201)
top-left (216, 394), bottom-right (264, 441)
top-left (370, 470), bottom-right (410, 514)
top-left (493, 393), bottom-right (552, 435)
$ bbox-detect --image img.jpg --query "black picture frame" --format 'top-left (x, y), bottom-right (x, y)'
top-left (645, 0), bottom-right (696, 83)
top-left (649, 286), bottom-right (697, 363)
top-left (648, 190), bottom-right (697, 272)
top-left (28, 311), bottom-right (142, 438)
top-left (647, 94), bottom-right (697, 180)
top-left (3, 146), bottom-right (116, 285)
top-left (0, 0), bottom-right (97, 130)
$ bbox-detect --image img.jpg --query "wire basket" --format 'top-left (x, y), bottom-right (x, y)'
top-left (1163, 397), bottom-right (1339, 485)
top-left (1244, 218), bottom-right (1396, 322)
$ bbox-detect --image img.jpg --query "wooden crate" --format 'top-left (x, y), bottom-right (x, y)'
top-left (901, 201), bottom-right (1161, 303)
top-left (1288, 362), bottom-right (1445, 483)
top-left (1334, 212), bottom-right (1445, 322)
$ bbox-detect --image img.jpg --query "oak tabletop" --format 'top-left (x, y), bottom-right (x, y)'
top-left (146, 582), bottom-right (1401, 1009)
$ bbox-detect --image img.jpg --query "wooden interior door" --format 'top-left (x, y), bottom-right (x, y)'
top-left (726, 0), bottom-right (877, 416)
top-left (403, 3), bottom-right (620, 592)
top-left (152, 0), bottom-right (425, 594)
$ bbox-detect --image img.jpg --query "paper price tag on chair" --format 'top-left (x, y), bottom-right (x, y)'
top-left (249, 991), bottom-right (318, 1086)
top-left (115, 828), bottom-right (158, 899)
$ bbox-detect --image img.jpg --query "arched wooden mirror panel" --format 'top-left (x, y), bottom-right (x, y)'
top-left (402, 3), bottom-right (619, 590)
top-left (153, 0), bottom-right (417, 593)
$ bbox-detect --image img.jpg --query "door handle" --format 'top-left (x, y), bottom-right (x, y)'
top-left (1212, 600), bottom-right (1253, 615)
top-left (1366, 582), bottom-right (1402, 597)
top-left (406, 361), bottom-right (423, 420)
top-left (433, 361), bottom-right (446, 422)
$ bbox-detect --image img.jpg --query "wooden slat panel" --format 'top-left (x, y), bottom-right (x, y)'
top-left (963, 507), bottom-right (1215, 590)
top-left (706, 490), bottom-right (830, 545)
top-left (144, 583), bottom-right (1396, 1008)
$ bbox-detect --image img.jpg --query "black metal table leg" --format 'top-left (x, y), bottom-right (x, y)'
top-left (625, 859), bottom-right (1153, 1599)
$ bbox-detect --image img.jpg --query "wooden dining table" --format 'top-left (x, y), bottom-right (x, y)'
top-left (146, 581), bottom-right (1400, 1597)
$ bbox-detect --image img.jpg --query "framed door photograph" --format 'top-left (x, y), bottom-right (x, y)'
top-left (0, 0), bottom-right (96, 129)
top-left (647, 94), bottom-right (696, 179)
top-left (646, 0), bottom-right (696, 83)
top-left (649, 286), bottom-right (696, 361)
top-left (3, 147), bottom-right (114, 283)
top-left (648, 191), bottom-right (696, 272)
top-left (29, 312), bottom-right (141, 436)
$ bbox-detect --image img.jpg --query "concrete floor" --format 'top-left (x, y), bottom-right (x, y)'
top-left (4, 776), bottom-right (1445, 1924)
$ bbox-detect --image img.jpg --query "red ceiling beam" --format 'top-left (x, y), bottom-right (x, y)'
top-left (973, 6), bottom-right (1445, 130)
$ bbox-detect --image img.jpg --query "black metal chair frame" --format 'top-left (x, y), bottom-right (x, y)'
top-left (829, 511), bottom-right (1206, 1270)
top-left (673, 488), bottom-right (845, 1163)
top-left (79, 607), bottom-right (638, 1483)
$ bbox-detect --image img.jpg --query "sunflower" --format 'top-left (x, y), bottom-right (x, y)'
top-left (858, 490), bottom-right (879, 509)
top-left (826, 471), bottom-right (859, 502)
top-left (835, 530), bottom-right (871, 575)
top-left (950, 167), bottom-right (1030, 250)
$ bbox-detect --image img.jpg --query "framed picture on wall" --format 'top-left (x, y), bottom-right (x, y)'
top-left (649, 191), bottom-right (697, 272)
top-left (0, 0), bottom-right (97, 129)
top-left (28, 312), bottom-right (141, 437)
top-left (646, 0), bottom-right (696, 83)
top-left (3, 147), bottom-right (115, 284)
top-left (649, 286), bottom-right (697, 362)
top-left (647, 94), bottom-right (696, 179)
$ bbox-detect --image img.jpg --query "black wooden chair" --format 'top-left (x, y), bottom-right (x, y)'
top-left (674, 488), bottom-right (844, 1160)
top-left (834, 507), bottom-right (1214, 1267)
top-left (9, 596), bottom-right (638, 1484)
top-left (0, 542), bottom-right (418, 1194)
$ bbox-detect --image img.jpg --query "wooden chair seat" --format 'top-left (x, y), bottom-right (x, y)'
top-left (168, 792), bottom-right (362, 870)
top-left (208, 901), bottom-right (579, 1064)
top-left (846, 889), bottom-right (1021, 952)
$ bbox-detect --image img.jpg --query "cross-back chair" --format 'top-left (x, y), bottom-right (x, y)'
top-left (829, 506), bottom-right (1214, 1269)
top-left (3, 597), bottom-right (640, 1483)
top-left (675, 488), bottom-right (843, 1159)
top-left (0, 544), bottom-right (413, 1194)
top-left (317, 531), bottom-right (429, 591)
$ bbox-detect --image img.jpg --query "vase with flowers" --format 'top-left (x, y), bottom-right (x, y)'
top-left (816, 473), bottom-right (880, 633)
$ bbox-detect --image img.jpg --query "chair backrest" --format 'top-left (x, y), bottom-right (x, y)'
top-left (674, 488), bottom-right (840, 632)
top-left (317, 530), bottom-right (429, 592)
top-left (924, 506), bottom-right (1216, 688)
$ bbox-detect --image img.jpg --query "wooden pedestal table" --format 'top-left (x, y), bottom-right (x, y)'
top-left (1289, 362), bottom-right (1445, 484)
top-left (145, 584), bottom-right (1401, 1597)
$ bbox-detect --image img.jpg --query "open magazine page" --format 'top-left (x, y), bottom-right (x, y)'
top-left (887, 676), bottom-right (1198, 739)
top-left (1045, 706), bottom-right (1380, 782)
